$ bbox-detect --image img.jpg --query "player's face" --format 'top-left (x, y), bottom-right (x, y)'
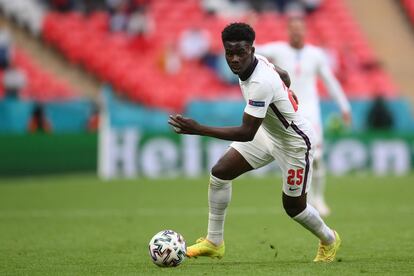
top-left (223, 41), bottom-right (254, 75)
top-left (288, 18), bottom-right (306, 46)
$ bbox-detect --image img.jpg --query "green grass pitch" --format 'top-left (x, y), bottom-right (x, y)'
top-left (1, 174), bottom-right (413, 275)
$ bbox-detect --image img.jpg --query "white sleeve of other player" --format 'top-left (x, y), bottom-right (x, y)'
top-left (244, 82), bottom-right (273, 118)
top-left (318, 51), bottom-right (351, 113)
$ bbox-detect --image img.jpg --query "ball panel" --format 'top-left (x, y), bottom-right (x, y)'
top-left (148, 230), bottom-right (186, 267)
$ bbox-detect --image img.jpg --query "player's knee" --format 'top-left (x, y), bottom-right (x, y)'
top-left (282, 195), bottom-right (307, 218)
top-left (211, 163), bottom-right (231, 180)
top-left (283, 201), bottom-right (306, 217)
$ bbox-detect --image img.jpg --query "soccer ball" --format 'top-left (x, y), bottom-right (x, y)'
top-left (148, 230), bottom-right (186, 267)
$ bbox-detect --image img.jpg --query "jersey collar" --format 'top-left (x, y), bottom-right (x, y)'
top-left (239, 57), bottom-right (258, 81)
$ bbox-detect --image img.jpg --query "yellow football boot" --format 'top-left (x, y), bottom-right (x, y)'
top-left (313, 231), bottom-right (341, 263)
top-left (186, 237), bottom-right (225, 259)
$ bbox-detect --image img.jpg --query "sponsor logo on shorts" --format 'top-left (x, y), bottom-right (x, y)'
top-left (288, 187), bottom-right (300, 191)
top-left (248, 100), bottom-right (265, 107)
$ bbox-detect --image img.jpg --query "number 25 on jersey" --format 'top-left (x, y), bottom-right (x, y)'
top-left (287, 168), bottom-right (304, 185)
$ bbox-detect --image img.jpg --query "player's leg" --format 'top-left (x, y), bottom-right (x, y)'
top-left (277, 148), bottom-right (340, 262)
top-left (308, 154), bottom-right (330, 217)
top-left (283, 193), bottom-right (335, 245)
top-left (186, 148), bottom-right (252, 259)
top-left (207, 129), bottom-right (275, 246)
top-left (187, 130), bottom-right (274, 258)
top-left (307, 122), bottom-right (330, 216)
top-left (210, 147), bottom-right (254, 180)
top-left (283, 193), bottom-right (341, 262)
top-left (206, 147), bottom-right (253, 247)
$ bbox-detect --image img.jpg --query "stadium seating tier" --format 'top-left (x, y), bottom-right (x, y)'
top-left (0, 48), bottom-right (77, 102)
top-left (42, 0), bottom-right (398, 111)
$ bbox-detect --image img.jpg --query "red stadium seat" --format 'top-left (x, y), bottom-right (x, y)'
top-left (39, 0), bottom-right (399, 110)
top-left (12, 49), bottom-right (77, 101)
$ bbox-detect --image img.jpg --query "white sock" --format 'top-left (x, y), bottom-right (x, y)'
top-left (293, 204), bottom-right (335, 245)
top-left (206, 174), bottom-right (232, 246)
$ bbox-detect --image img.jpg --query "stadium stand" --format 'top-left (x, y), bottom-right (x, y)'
top-left (11, 48), bottom-right (75, 102)
top-left (39, 0), bottom-right (398, 112)
top-left (0, 0), bottom-right (45, 35)
top-left (0, 0), bottom-right (407, 134)
top-left (0, 45), bottom-right (93, 133)
top-left (0, 48), bottom-right (74, 101)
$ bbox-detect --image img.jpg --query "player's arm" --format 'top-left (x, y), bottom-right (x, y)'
top-left (274, 65), bottom-right (291, 88)
top-left (168, 113), bottom-right (263, 142)
top-left (169, 82), bottom-right (272, 141)
top-left (318, 52), bottom-right (352, 125)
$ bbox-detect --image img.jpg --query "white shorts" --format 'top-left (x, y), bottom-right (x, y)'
top-left (230, 128), bottom-right (314, 197)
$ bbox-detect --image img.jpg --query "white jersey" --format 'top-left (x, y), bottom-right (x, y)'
top-left (239, 55), bottom-right (314, 153)
top-left (256, 42), bottom-right (350, 129)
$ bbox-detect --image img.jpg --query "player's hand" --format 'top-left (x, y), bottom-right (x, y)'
top-left (168, 114), bottom-right (201, 135)
top-left (342, 111), bottom-right (352, 127)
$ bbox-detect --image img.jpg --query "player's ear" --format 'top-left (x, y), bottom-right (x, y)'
top-left (251, 46), bottom-right (255, 55)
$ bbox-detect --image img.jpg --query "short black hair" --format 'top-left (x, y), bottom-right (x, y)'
top-left (221, 22), bottom-right (255, 45)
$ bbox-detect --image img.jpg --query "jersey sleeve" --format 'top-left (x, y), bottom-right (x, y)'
top-left (244, 82), bottom-right (274, 118)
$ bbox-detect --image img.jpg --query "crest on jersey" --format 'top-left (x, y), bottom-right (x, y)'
top-left (248, 100), bottom-right (265, 107)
